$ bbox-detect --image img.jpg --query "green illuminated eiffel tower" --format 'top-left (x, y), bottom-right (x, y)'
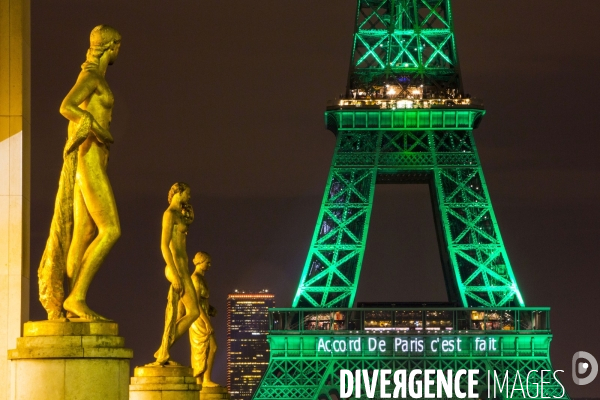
top-left (253, 1), bottom-right (568, 399)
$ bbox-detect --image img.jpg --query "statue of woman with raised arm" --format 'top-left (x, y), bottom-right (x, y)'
top-left (38, 25), bottom-right (122, 321)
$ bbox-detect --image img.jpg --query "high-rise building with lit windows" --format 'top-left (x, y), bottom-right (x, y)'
top-left (227, 290), bottom-right (275, 400)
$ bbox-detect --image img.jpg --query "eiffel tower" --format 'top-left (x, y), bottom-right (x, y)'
top-left (254, 1), bottom-right (568, 399)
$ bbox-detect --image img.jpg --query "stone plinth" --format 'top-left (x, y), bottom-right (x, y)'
top-left (130, 365), bottom-right (201, 400)
top-left (200, 386), bottom-right (231, 400)
top-left (7, 319), bottom-right (132, 400)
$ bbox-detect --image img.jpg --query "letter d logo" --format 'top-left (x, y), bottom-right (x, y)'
top-left (572, 351), bottom-right (598, 385)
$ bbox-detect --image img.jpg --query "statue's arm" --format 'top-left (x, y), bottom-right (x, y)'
top-left (191, 275), bottom-right (202, 300)
top-left (187, 204), bottom-right (194, 223)
top-left (191, 276), bottom-right (213, 333)
top-left (199, 303), bottom-right (213, 334)
top-left (208, 305), bottom-right (217, 317)
top-left (59, 71), bottom-right (114, 144)
top-left (161, 211), bottom-right (183, 293)
top-left (182, 203), bottom-right (194, 224)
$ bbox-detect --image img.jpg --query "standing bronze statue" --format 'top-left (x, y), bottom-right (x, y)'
top-left (38, 25), bottom-right (122, 321)
top-left (190, 252), bottom-right (219, 387)
top-left (152, 183), bottom-right (201, 365)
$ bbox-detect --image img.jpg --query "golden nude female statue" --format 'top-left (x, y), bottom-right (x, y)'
top-left (38, 25), bottom-right (122, 321)
top-left (152, 183), bottom-right (201, 366)
top-left (189, 252), bottom-right (220, 387)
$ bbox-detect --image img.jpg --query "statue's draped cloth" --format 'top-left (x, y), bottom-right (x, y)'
top-left (154, 285), bottom-right (181, 363)
top-left (190, 280), bottom-right (211, 377)
top-left (37, 112), bottom-right (92, 320)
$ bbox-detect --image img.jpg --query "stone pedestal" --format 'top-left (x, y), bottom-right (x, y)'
top-left (200, 386), bottom-right (231, 400)
top-left (130, 365), bottom-right (201, 400)
top-left (7, 319), bottom-right (132, 400)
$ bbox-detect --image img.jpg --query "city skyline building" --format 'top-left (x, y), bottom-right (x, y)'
top-left (227, 290), bottom-right (275, 400)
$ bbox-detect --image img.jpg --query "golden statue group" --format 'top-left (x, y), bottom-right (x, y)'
top-left (36, 24), bottom-right (222, 390)
top-left (150, 182), bottom-right (219, 386)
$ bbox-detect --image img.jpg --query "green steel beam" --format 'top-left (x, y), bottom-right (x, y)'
top-left (348, 0), bottom-right (462, 96)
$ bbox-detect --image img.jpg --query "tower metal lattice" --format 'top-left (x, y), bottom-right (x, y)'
top-left (347, 0), bottom-right (462, 98)
top-left (292, 0), bottom-right (524, 309)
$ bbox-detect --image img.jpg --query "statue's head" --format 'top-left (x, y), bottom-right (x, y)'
top-left (168, 182), bottom-right (191, 204)
top-left (85, 25), bottom-right (121, 67)
top-left (193, 252), bottom-right (212, 270)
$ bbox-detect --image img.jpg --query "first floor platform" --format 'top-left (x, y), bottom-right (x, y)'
top-left (253, 307), bottom-right (568, 400)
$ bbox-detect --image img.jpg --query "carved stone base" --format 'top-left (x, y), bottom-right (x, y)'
top-left (130, 365), bottom-right (201, 400)
top-left (8, 319), bottom-right (133, 400)
top-left (200, 386), bottom-right (231, 400)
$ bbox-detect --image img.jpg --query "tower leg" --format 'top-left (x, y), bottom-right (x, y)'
top-left (293, 130), bottom-right (379, 308)
top-left (430, 130), bottom-right (523, 307)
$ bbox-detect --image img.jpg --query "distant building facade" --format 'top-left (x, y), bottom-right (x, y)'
top-left (227, 290), bottom-right (275, 400)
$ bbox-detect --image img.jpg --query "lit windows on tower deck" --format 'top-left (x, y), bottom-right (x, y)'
top-left (330, 86), bottom-right (483, 110)
top-left (269, 307), bottom-right (549, 334)
top-left (331, 96), bottom-right (480, 110)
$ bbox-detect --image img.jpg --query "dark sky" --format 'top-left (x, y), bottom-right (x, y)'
top-left (30, 1), bottom-right (600, 397)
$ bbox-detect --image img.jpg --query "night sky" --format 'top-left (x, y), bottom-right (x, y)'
top-left (29, 1), bottom-right (600, 397)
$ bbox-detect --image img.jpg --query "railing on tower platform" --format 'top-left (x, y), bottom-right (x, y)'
top-left (326, 97), bottom-right (484, 110)
top-left (269, 307), bottom-right (550, 334)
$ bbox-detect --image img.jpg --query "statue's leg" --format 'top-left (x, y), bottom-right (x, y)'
top-left (66, 184), bottom-right (96, 294)
top-left (150, 277), bottom-right (200, 366)
top-left (177, 298), bottom-right (186, 320)
top-left (63, 159), bottom-right (120, 321)
top-left (172, 273), bottom-right (200, 342)
top-left (202, 334), bottom-right (219, 387)
top-left (189, 323), bottom-right (209, 377)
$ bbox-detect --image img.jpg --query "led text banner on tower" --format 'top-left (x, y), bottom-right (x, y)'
top-left (316, 336), bottom-right (499, 356)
